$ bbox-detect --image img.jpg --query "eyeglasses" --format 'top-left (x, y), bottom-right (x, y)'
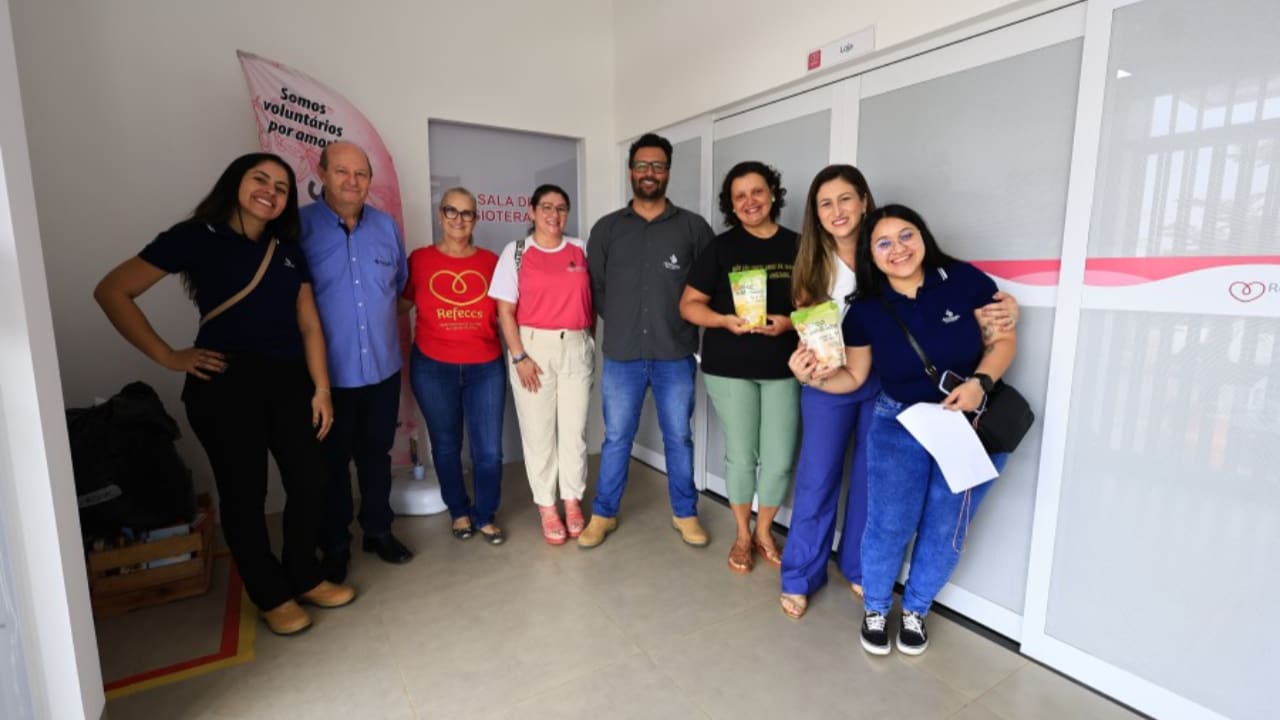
top-left (441, 205), bottom-right (476, 222)
top-left (630, 160), bottom-right (669, 174)
top-left (537, 203), bottom-right (570, 215)
top-left (873, 229), bottom-right (920, 254)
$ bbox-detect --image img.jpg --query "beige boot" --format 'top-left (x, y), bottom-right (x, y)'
top-left (262, 600), bottom-right (312, 636)
top-left (299, 580), bottom-right (357, 608)
top-left (671, 515), bottom-right (709, 547)
top-left (577, 515), bottom-right (618, 549)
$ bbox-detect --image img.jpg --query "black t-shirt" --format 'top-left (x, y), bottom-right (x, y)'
top-left (138, 221), bottom-right (311, 359)
top-left (685, 224), bottom-right (799, 379)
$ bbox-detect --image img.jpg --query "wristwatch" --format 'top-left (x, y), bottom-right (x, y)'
top-left (511, 352), bottom-right (528, 365)
top-left (971, 373), bottom-right (995, 394)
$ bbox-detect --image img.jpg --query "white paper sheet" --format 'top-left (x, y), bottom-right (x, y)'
top-left (896, 403), bottom-right (999, 493)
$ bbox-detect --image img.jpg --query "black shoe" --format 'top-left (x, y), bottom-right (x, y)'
top-left (319, 546), bottom-right (351, 584)
top-left (362, 532), bottom-right (413, 564)
top-left (861, 611), bottom-right (891, 656)
top-left (897, 610), bottom-right (929, 655)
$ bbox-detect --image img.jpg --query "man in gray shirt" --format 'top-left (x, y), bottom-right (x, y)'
top-left (581, 133), bottom-right (715, 549)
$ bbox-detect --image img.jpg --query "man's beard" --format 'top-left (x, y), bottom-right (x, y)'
top-left (631, 176), bottom-right (667, 201)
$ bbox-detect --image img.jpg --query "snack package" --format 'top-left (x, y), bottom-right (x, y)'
top-left (790, 301), bottom-right (846, 368)
top-left (729, 269), bottom-right (768, 329)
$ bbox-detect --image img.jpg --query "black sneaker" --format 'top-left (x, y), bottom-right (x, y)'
top-left (897, 610), bottom-right (929, 655)
top-left (861, 611), bottom-right (890, 655)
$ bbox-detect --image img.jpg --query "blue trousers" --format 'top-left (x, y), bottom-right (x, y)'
top-left (409, 347), bottom-right (505, 527)
top-left (861, 392), bottom-right (1007, 617)
top-left (319, 370), bottom-right (401, 550)
top-left (593, 356), bottom-right (698, 519)
top-left (779, 374), bottom-right (879, 596)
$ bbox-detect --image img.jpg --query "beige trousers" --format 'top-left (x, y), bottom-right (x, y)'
top-left (509, 328), bottom-right (594, 506)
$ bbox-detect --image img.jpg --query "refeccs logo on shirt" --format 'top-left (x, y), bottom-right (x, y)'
top-left (429, 270), bottom-right (489, 306)
top-left (436, 307), bottom-right (485, 320)
top-left (663, 253), bottom-right (682, 270)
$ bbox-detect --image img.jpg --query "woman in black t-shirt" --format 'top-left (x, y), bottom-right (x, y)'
top-left (679, 161), bottom-right (800, 575)
top-left (95, 153), bottom-right (355, 636)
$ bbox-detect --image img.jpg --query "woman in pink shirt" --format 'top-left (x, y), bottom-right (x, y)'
top-left (490, 184), bottom-right (594, 545)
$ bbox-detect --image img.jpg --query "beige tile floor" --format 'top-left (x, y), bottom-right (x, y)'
top-left (103, 458), bottom-right (1145, 720)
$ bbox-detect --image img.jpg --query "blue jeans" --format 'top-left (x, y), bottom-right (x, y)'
top-left (779, 374), bottom-right (879, 596)
top-left (594, 356), bottom-right (698, 518)
top-left (409, 347), bottom-right (505, 527)
top-left (861, 392), bottom-right (1008, 617)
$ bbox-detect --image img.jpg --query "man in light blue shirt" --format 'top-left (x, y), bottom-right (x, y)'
top-left (300, 141), bottom-right (411, 582)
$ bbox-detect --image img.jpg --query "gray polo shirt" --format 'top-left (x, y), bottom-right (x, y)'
top-left (588, 201), bottom-right (714, 361)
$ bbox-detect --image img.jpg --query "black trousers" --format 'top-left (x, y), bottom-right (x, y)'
top-left (318, 370), bottom-right (401, 551)
top-left (184, 357), bottom-right (325, 611)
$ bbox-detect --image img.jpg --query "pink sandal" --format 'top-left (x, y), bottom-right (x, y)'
top-left (538, 504), bottom-right (567, 545)
top-left (564, 499), bottom-right (585, 538)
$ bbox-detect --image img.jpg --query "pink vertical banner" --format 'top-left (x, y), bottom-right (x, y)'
top-left (237, 50), bottom-right (416, 466)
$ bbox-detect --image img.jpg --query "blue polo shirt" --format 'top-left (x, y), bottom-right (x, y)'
top-left (138, 221), bottom-right (309, 359)
top-left (299, 200), bottom-right (408, 389)
top-left (842, 262), bottom-right (998, 405)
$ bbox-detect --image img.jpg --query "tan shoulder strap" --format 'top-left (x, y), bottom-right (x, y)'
top-left (199, 239), bottom-right (277, 327)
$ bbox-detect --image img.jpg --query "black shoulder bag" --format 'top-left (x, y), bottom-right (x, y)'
top-left (879, 298), bottom-right (1034, 454)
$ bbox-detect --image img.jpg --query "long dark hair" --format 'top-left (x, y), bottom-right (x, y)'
top-left (854, 204), bottom-right (958, 299)
top-left (190, 152), bottom-right (301, 243)
top-left (181, 153), bottom-right (301, 298)
top-left (792, 164), bottom-right (874, 307)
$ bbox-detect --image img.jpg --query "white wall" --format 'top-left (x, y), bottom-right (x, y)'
top-left (10, 0), bottom-right (618, 498)
top-left (611, 0), bottom-right (1025, 138)
top-left (1, 0), bottom-right (104, 716)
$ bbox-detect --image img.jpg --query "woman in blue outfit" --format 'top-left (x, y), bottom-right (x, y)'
top-left (779, 167), bottom-right (1017, 619)
top-left (790, 204), bottom-right (1018, 657)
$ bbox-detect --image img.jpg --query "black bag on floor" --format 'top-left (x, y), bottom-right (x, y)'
top-left (67, 381), bottom-right (195, 535)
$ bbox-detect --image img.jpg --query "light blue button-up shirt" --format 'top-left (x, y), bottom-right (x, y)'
top-left (300, 199), bottom-right (408, 389)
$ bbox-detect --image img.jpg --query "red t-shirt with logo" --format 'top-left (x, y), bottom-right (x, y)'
top-left (403, 245), bottom-right (502, 364)
top-left (488, 236), bottom-right (592, 330)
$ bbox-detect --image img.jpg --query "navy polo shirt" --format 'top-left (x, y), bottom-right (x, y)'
top-left (138, 221), bottom-right (310, 359)
top-left (842, 262), bottom-right (997, 405)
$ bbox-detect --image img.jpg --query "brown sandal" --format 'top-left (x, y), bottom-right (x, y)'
top-left (754, 536), bottom-right (783, 569)
top-left (727, 540), bottom-right (754, 574)
top-left (780, 593), bottom-right (808, 619)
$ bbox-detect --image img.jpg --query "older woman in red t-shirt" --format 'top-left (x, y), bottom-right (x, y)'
top-left (403, 187), bottom-right (507, 544)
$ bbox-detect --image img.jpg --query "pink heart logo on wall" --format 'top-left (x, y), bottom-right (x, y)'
top-left (1228, 281), bottom-right (1266, 302)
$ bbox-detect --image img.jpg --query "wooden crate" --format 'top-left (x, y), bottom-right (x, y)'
top-left (87, 496), bottom-right (216, 618)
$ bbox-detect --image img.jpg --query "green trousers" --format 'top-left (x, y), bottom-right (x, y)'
top-left (704, 374), bottom-right (801, 506)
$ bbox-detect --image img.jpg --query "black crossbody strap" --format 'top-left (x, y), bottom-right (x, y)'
top-left (879, 297), bottom-right (941, 384)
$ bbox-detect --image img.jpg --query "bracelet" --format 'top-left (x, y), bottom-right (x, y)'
top-left (511, 352), bottom-right (528, 365)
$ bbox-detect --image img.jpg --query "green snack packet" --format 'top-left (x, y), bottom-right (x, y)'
top-left (729, 268), bottom-right (767, 329)
top-left (790, 301), bottom-right (845, 368)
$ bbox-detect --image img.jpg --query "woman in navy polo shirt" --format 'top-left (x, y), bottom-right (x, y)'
top-left (789, 204), bottom-right (1018, 657)
top-left (779, 165), bottom-right (1018, 620)
top-left (94, 152), bottom-right (355, 636)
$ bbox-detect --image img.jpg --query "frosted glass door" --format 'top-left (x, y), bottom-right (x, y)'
top-left (427, 120), bottom-right (581, 463)
top-left (1024, 1), bottom-right (1280, 718)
